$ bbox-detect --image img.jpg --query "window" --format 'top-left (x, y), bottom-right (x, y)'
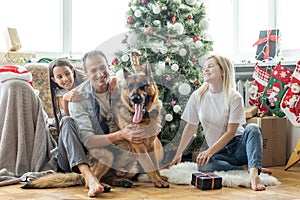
top-left (0, 0), bottom-right (61, 52)
top-left (0, 0), bottom-right (299, 62)
top-left (72, 0), bottom-right (128, 54)
top-left (277, 0), bottom-right (300, 50)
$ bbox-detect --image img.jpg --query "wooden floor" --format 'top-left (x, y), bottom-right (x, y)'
top-left (1, 164), bottom-right (300, 200)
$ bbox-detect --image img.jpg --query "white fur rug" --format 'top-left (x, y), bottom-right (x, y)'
top-left (138, 162), bottom-right (281, 188)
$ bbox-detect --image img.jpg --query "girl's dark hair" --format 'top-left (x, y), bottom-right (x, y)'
top-left (48, 58), bottom-right (75, 133)
top-left (82, 50), bottom-right (108, 70)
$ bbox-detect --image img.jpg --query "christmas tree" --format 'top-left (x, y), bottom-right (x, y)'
top-left (111, 0), bottom-right (213, 164)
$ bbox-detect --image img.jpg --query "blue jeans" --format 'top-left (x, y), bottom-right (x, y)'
top-left (198, 123), bottom-right (263, 173)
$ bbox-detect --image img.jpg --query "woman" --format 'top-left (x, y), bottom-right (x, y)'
top-left (49, 58), bottom-right (86, 132)
top-left (170, 54), bottom-right (271, 191)
top-left (0, 78), bottom-right (57, 177)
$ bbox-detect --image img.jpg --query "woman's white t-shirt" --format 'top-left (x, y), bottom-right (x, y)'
top-left (181, 89), bottom-right (246, 147)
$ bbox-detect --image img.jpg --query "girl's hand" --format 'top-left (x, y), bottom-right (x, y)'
top-left (63, 89), bottom-right (84, 102)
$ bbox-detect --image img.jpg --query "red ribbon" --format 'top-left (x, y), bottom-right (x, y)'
top-left (253, 30), bottom-right (280, 59)
top-left (195, 172), bottom-right (215, 189)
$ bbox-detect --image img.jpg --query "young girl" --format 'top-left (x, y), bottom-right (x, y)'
top-left (170, 54), bottom-right (271, 191)
top-left (49, 58), bottom-right (86, 132)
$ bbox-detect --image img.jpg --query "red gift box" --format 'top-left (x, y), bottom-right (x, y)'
top-left (253, 29), bottom-right (280, 61)
top-left (191, 172), bottom-right (222, 190)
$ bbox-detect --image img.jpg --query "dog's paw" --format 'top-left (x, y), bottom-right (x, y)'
top-left (160, 175), bottom-right (169, 182)
top-left (120, 179), bottom-right (134, 188)
top-left (101, 183), bottom-right (111, 193)
top-left (154, 180), bottom-right (170, 188)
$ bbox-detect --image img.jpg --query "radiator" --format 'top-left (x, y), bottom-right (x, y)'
top-left (236, 79), bottom-right (251, 107)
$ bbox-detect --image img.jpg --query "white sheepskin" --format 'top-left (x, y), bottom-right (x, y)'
top-left (138, 162), bottom-right (281, 188)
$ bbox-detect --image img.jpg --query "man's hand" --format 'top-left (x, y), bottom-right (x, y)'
top-left (121, 124), bottom-right (146, 144)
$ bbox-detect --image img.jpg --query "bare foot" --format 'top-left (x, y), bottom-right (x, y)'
top-left (261, 168), bottom-right (272, 175)
top-left (86, 176), bottom-right (104, 198)
top-left (249, 168), bottom-right (266, 191)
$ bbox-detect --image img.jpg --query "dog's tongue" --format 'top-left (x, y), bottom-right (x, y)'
top-left (133, 103), bottom-right (143, 124)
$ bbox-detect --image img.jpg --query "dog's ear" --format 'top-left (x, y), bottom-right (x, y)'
top-left (144, 62), bottom-right (154, 79)
top-left (122, 65), bottom-right (130, 79)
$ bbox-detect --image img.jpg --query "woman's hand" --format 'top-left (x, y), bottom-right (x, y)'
top-left (121, 124), bottom-right (146, 144)
top-left (63, 89), bottom-right (84, 102)
top-left (196, 149), bottom-right (213, 166)
top-left (168, 154), bottom-right (182, 168)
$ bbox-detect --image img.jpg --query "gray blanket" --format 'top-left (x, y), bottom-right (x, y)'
top-left (0, 79), bottom-right (57, 185)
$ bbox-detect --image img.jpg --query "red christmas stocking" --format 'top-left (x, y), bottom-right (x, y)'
top-left (261, 63), bottom-right (292, 117)
top-left (281, 61), bottom-right (300, 127)
top-left (248, 62), bottom-right (270, 116)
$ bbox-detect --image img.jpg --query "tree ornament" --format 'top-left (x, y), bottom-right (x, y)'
top-left (160, 46), bottom-right (168, 54)
top-left (194, 80), bottom-right (199, 85)
top-left (185, 0), bottom-right (197, 6)
top-left (153, 5), bottom-right (161, 14)
top-left (153, 20), bottom-right (161, 27)
top-left (111, 58), bottom-right (118, 66)
top-left (121, 54), bottom-right (130, 62)
top-left (195, 40), bottom-right (203, 48)
top-left (173, 105), bottom-right (181, 113)
top-left (200, 18), bottom-right (209, 30)
top-left (193, 35), bottom-right (201, 42)
top-left (127, 16), bottom-right (134, 24)
top-left (171, 63), bottom-right (179, 71)
top-left (162, 5), bottom-right (167, 10)
top-left (188, 15), bottom-right (193, 19)
top-left (192, 57), bottom-right (197, 62)
top-left (166, 75), bottom-right (171, 81)
top-left (134, 10), bottom-right (142, 18)
top-left (165, 114), bottom-right (173, 122)
top-left (145, 27), bottom-right (153, 35)
top-left (155, 68), bottom-right (163, 76)
top-left (174, 22), bottom-right (184, 35)
top-left (172, 13), bottom-right (176, 24)
top-left (167, 36), bottom-right (171, 46)
top-left (171, 99), bottom-right (177, 104)
top-left (165, 57), bottom-right (171, 63)
top-left (179, 48), bottom-right (187, 57)
top-left (141, 0), bottom-right (147, 4)
top-left (178, 83), bottom-right (191, 95)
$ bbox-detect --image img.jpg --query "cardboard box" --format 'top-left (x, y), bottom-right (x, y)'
top-left (246, 116), bottom-right (287, 167)
top-left (191, 172), bottom-right (222, 190)
top-left (245, 106), bottom-right (258, 118)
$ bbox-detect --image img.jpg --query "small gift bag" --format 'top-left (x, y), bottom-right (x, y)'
top-left (191, 172), bottom-right (222, 190)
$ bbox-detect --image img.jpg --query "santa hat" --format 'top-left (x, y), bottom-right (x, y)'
top-left (272, 82), bottom-right (281, 91)
top-left (0, 65), bottom-right (33, 86)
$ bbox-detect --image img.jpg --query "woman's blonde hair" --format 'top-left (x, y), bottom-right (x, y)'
top-left (197, 54), bottom-right (236, 103)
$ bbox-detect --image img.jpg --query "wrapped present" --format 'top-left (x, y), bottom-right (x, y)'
top-left (253, 29), bottom-right (280, 61)
top-left (245, 106), bottom-right (258, 118)
top-left (191, 172), bottom-right (222, 190)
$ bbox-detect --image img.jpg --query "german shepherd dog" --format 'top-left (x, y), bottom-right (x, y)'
top-left (22, 63), bottom-right (169, 190)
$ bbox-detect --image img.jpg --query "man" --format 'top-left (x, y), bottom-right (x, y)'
top-left (57, 50), bottom-right (148, 197)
